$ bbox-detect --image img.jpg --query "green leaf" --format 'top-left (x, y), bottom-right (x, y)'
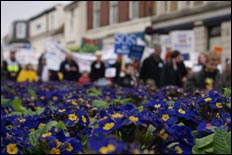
top-left (192, 130), bottom-right (198, 138)
top-left (1, 98), bottom-right (10, 105)
top-left (178, 122), bottom-right (185, 126)
top-left (11, 98), bottom-right (26, 112)
top-left (167, 100), bottom-right (175, 106)
top-left (138, 106), bottom-right (143, 112)
top-left (214, 128), bottom-right (231, 154)
top-left (194, 133), bottom-right (215, 149)
top-left (7, 111), bottom-right (23, 116)
top-left (167, 142), bottom-right (179, 149)
top-left (28, 88), bottom-right (38, 100)
top-left (87, 88), bottom-right (102, 97)
top-left (92, 100), bottom-right (109, 109)
top-left (222, 88), bottom-right (231, 97)
top-left (120, 98), bottom-right (132, 104)
top-left (28, 121), bottom-right (58, 146)
top-left (145, 124), bottom-right (156, 138)
top-left (56, 120), bottom-right (67, 130)
top-left (192, 145), bottom-right (206, 154)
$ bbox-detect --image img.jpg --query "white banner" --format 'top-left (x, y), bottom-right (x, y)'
top-left (171, 31), bottom-right (195, 54)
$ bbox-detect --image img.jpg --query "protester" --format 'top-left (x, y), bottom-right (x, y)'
top-left (164, 47), bottom-right (172, 62)
top-left (140, 44), bottom-right (163, 88)
top-left (90, 51), bottom-right (106, 82)
top-left (222, 58), bottom-right (231, 87)
top-left (118, 63), bottom-right (137, 88)
top-left (78, 71), bottom-right (91, 84)
top-left (132, 60), bottom-right (141, 83)
top-left (37, 56), bottom-right (49, 82)
top-left (3, 50), bottom-right (21, 81)
top-left (17, 63), bottom-right (37, 82)
top-left (186, 51), bottom-right (226, 92)
top-left (59, 52), bottom-right (80, 81)
top-left (111, 55), bottom-right (123, 83)
top-left (161, 50), bottom-right (187, 87)
top-left (192, 52), bottom-right (207, 72)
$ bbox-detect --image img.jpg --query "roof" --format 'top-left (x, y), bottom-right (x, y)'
top-left (64, 1), bottom-right (79, 11)
top-left (29, 6), bottom-right (56, 21)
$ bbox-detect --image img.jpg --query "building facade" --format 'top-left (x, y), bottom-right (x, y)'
top-left (85, 1), bottom-right (154, 48)
top-left (29, 4), bottom-right (65, 53)
top-left (151, 1), bottom-right (231, 61)
top-left (64, 1), bottom-right (87, 50)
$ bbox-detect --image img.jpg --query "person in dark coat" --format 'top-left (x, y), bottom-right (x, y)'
top-left (111, 55), bottom-right (123, 83)
top-left (140, 44), bottom-right (163, 88)
top-left (186, 51), bottom-right (227, 92)
top-left (2, 50), bottom-right (21, 81)
top-left (118, 63), bottom-right (137, 88)
top-left (90, 51), bottom-right (105, 82)
top-left (59, 52), bottom-right (80, 81)
top-left (161, 50), bottom-right (187, 87)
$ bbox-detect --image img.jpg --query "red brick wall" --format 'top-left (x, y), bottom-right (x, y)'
top-left (140, 1), bottom-right (153, 17)
top-left (100, 1), bottom-right (109, 26)
top-left (87, 1), bottom-right (93, 29)
top-left (118, 1), bottom-right (129, 23)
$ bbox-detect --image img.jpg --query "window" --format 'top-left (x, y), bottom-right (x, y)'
top-left (70, 9), bottom-right (74, 33)
top-left (16, 23), bottom-right (26, 39)
top-left (208, 25), bottom-right (221, 50)
top-left (51, 14), bottom-right (54, 30)
top-left (129, 1), bottom-right (139, 19)
top-left (93, 1), bottom-right (100, 28)
top-left (36, 24), bottom-right (41, 30)
top-left (110, 1), bottom-right (118, 24)
top-left (193, 1), bottom-right (203, 6)
top-left (170, 1), bottom-right (178, 12)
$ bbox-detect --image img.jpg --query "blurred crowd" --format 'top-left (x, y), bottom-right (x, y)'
top-left (2, 45), bottom-right (231, 92)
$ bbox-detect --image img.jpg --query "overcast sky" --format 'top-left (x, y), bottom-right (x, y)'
top-left (1, 1), bottom-right (72, 41)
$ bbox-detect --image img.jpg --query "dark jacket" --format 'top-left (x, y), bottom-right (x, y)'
top-left (140, 54), bottom-right (163, 87)
top-left (90, 61), bottom-right (105, 81)
top-left (161, 59), bottom-right (187, 87)
top-left (111, 61), bottom-right (121, 83)
top-left (118, 74), bottom-right (136, 88)
top-left (59, 59), bottom-right (80, 81)
top-left (3, 59), bottom-right (21, 81)
top-left (186, 69), bottom-right (227, 92)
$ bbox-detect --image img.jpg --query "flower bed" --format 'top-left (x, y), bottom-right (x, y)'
top-left (1, 81), bottom-right (231, 154)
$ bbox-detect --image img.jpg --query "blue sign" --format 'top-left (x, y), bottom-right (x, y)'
top-left (128, 45), bottom-right (145, 60)
top-left (182, 53), bottom-right (189, 61)
top-left (114, 33), bottom-right (136, 55)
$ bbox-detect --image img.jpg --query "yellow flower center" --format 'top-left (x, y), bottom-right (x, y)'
top-left (66, 143), bottom-right (73, 152)
top-left (204, 97), bottom-right (212, 102)
top-left (40, 96), bottom-right (45, 100)
top-left (129, 116), bottom-right (139, 122)
top-left (50, 148), bottom-right (60, 154)
top-left (82, 115), bottom-right (87, 123)
top-left (175, 146), bottom-right (183, 154)
top-left (103, 122), bottom-right (115, 130)
top-left (38, 123), bottom-right (45, 129)
top-left (112, 113), bottom-right (123, 118)
top-left (53, 96), bottom-right (58, 101)
top-left (30, 128), bottom-right (35, 132)
top-left (58, 109), bottom-right (66, 113)
top-left (154, 104), bottom-right (161, 108)
top-left (178, 108), bottom-right (186, 115)
top-left (133, 149), bottom-right (141, 154)
top-left (18, 118), bottom-right (26, 123)
top-left (216, 102), bottom-right (223, 108)
top-left (161, 132), bottom-right (168, 140)
top-left (42, 132), bottom-right (52, 138)
top-left (7, 143), bottom-right (18, 154)
top-left (68, 114), bottom-right (78, 121)
top-left (99, 144), bottom-right (116, 154)
top-left (162, 114), bottom-right (169, 121)
top-left (55, 139), bottom-right (62, 148)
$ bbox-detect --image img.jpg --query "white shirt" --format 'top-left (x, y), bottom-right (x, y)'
top-left (41, 65), bottom-right (49, 82)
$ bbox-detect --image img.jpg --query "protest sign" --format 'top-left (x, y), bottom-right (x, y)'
top-left (128, 45), bottom-right (145, 60)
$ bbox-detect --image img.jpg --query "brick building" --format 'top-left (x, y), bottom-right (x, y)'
top-left (151, 1), bottom-right (231, 61)
top-left (85, 1), bottom-right (154, 48)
